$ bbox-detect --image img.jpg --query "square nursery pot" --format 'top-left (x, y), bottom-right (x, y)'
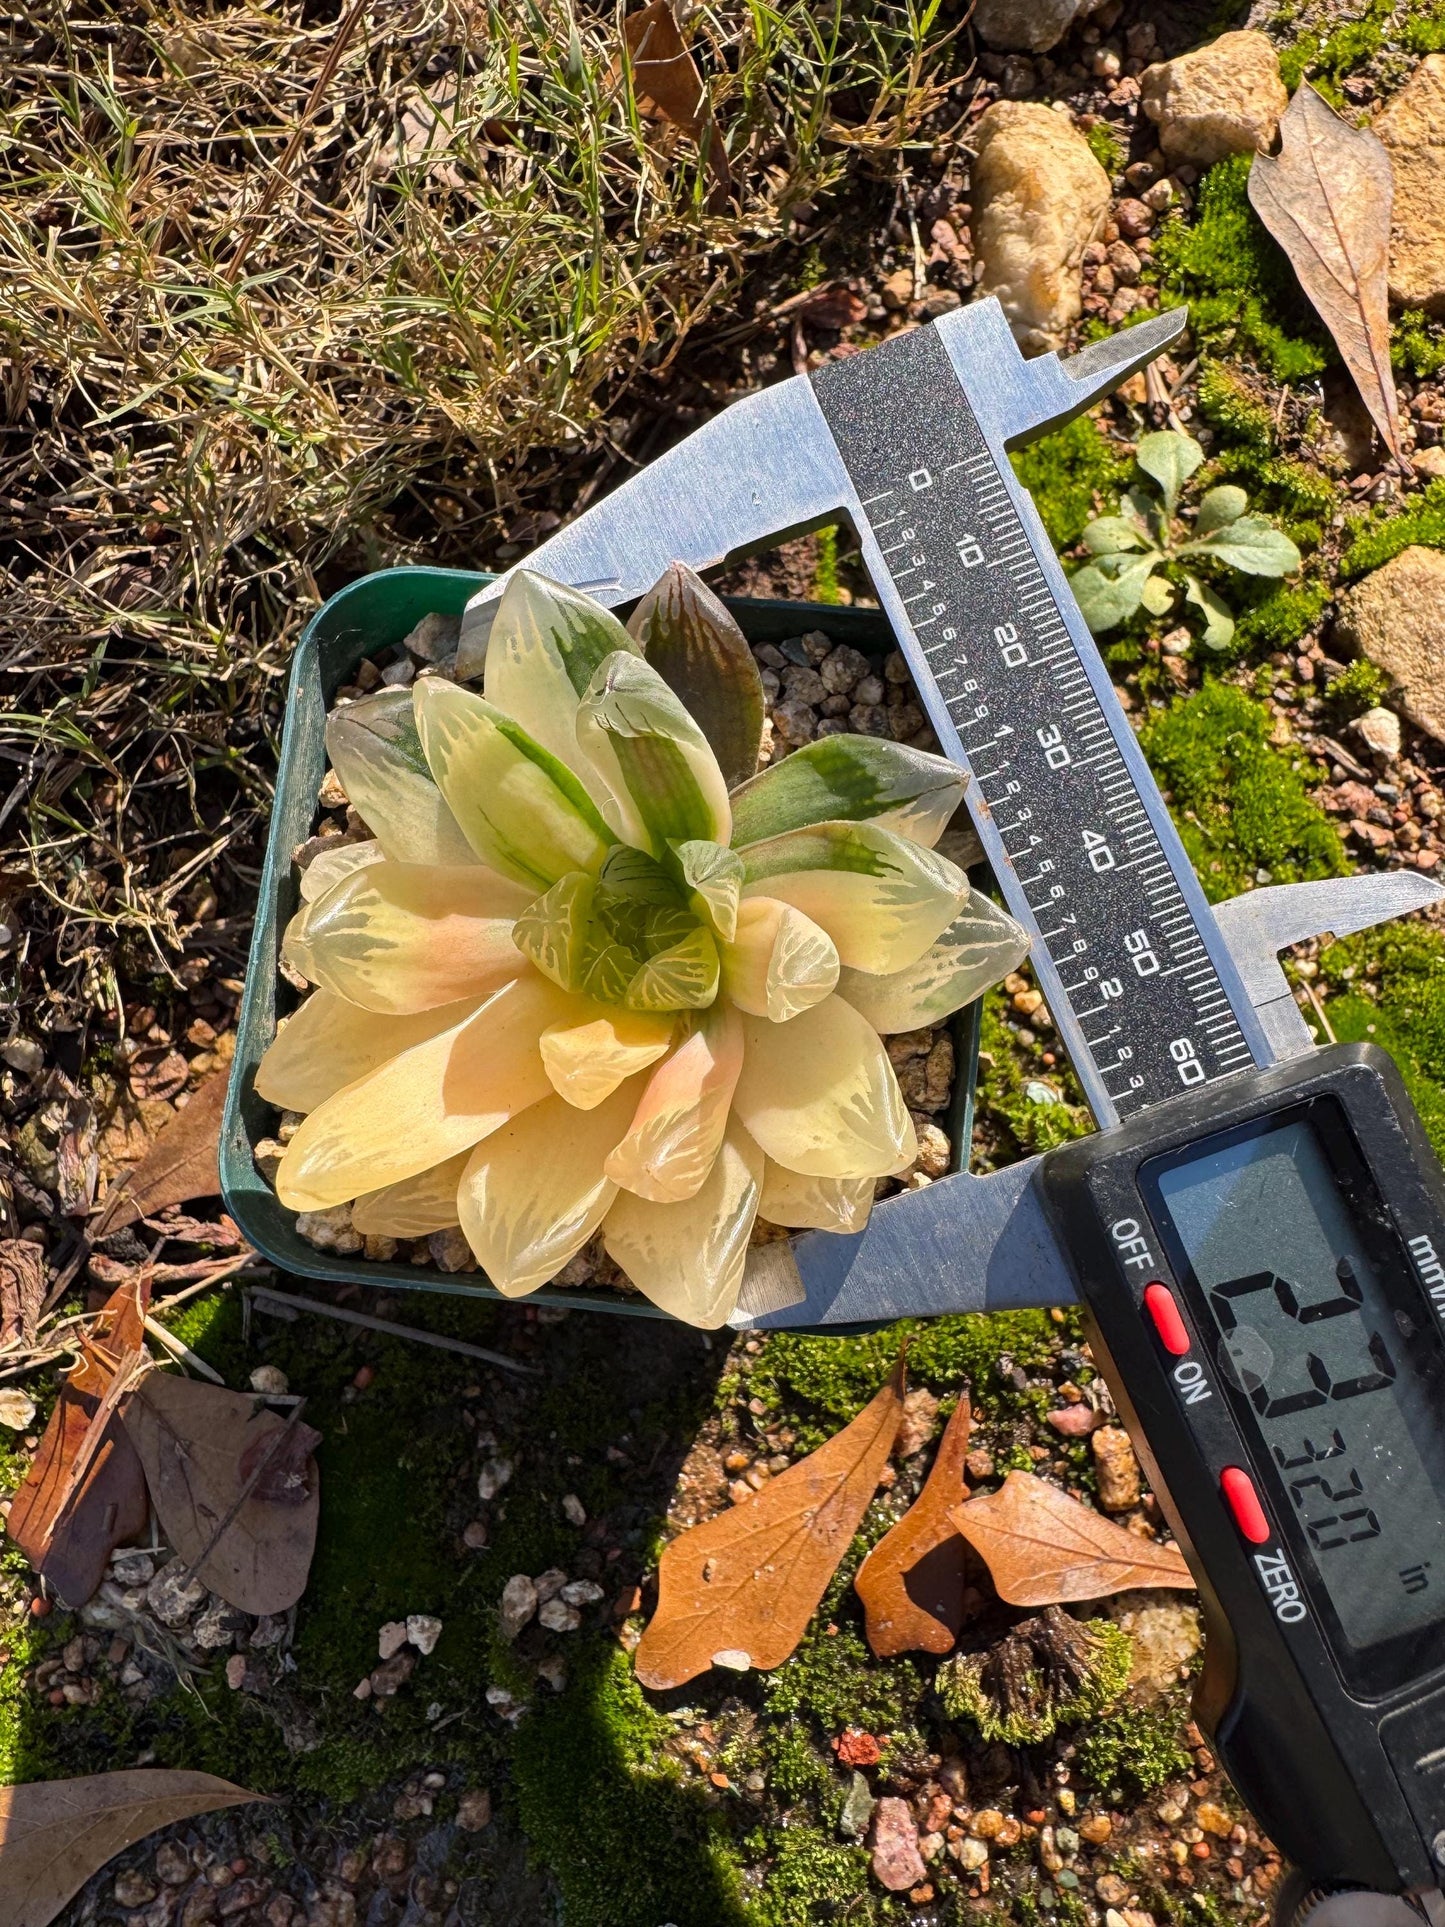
top-left (221, 566), bottom-right (985, 1321)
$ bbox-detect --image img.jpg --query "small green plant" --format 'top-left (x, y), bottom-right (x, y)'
top-left (1070, 431), bottom-right (1302, 650)
top-left (1075, 1703), bottom-right (1193, 1800)
top-left (1324, 657), bottom-right (1394, 723)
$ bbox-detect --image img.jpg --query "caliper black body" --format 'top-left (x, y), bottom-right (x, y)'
top-left (1042, 1045), bottom-right (1445, 1892)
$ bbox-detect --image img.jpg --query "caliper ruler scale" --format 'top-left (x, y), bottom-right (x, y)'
top-left (465, 301), bottom-right (1445, 1916)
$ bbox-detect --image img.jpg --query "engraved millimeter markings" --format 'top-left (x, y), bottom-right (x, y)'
top-left (810, 325), bottom-right (1256, 1117)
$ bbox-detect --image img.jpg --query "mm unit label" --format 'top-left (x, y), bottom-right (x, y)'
top-left (812, 328), bottom-right (1261, 1120)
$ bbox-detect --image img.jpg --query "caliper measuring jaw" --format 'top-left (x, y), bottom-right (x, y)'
top-left (460, 298), bottom-right (1445, 1332)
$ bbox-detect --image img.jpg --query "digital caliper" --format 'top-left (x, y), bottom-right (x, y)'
top-left (461, 301), bottom-right (1445, 1921)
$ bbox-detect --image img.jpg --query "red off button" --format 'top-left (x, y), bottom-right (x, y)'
top-left (1143, 1282), bottom-right (1191, 1356)
top-left (1221, 1466), bottom-right (1271, 1545)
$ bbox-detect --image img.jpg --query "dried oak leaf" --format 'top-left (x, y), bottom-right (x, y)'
top-left (634, 1364), bottom-right (906, 1689)
top-left (0, 1769), bottom-right (263, 1927)
top-left (6, 1275), bottom-right (152, 1608)
top-left (623, 2), bottom-right (730, 195)
top-left (1248, 82), bottom-right (1402, 463)
top-left (0, 1238), bottom-right (45, 1348)
top-left (949, 1470), bottom-right (1193, 1607)
top-left (123, 1372), bottom-right (320, 1616)
top-left (93, 1070), bottom-right (226, 1235)
top-left (855, 1394), bottom-right (974, 1656)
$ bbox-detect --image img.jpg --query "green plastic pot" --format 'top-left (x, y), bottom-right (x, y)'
top-left (220, 566), bottom-right (982, 1317)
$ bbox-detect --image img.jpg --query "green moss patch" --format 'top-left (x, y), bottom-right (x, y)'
top-left (1074, 1700), bottom-right (1194, 1802)
top-left (1320, 919), bottom-right (1445, 1153)
top-left (1152, 159), bottom-right (1327, 383)
top-left (1140, 680), bottom-right (1347, 900)
top-left (1011, 413), bottom-right (1128, 553)
top-left (1341, 478), bottom-right (1445, 581)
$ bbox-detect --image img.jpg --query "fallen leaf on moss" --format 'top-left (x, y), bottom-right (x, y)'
top-left (854, 1395), bottom-right (974, 1656)
top-left (92, 1070), bottom-right (226, 1234)
top-left (123, 1373), bottom-right (321, 1616)
top-left (1248, 83), bottom-right (1402, 464)
top-left (0, 1769), bottom-right (263, 1927)
top-left (634, 1363), bottom-right (906, 1689)
top-left (6, 1275), bottom-right (152, 1608)
top-left (949, 1470), bottom-right (1193, 1606)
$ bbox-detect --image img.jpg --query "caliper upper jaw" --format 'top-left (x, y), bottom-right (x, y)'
top-left (1213, 872), bottom-right (1445, 1058)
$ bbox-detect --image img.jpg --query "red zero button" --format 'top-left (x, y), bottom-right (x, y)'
top-left (1143, 1282), bottom-right (1190, 1356)
top-left (1221, 1467), bottom-right (1271, 1545)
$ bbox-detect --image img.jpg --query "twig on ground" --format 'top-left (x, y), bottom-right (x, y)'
top-left (248, 1286), bottom-right (539, 1376)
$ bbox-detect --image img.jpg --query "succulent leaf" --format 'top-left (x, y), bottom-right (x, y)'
top-left (458, 1084), bottom-right (640, 1298)
top-left (413, 678), bottom-right (614, 889)
top-left (273, 975), bottom-right (577, 1210)
top-left (759, 1160), bottom-right (875, 1234)
top-left (670, 839), bottom-right (743, 941)
top-left (732, 996), bottom-right (916, 1179)
top-left (836, 895), bottom-right (1029, 1033)
top-left (539, 1009), bottom-right (675, 1109)
top-left (719, 897), bottom-right (839, 1022)
top-left (351, 1152), bottom-right (469, 1237)
top-left (604, 1004), bottom-right (744, 1203)
top-left (627, 562), bottom-right (765, 789)
top-left (576, 651), bottom-right (732, 853)
top-left (481, 569), bottom-right (642, 769)
top-left (325, 688), bottom-right (477, 868)
top-left (299, 839), bottom-right (385, 902)
top-left (602, 1123), bottom-right (764, 1328)
top-left (728, 737), bottom-right (966, 850)
top-left (511, 871), bottom-right (596, 991)
top-left (624, 925), bottom-right (720, 1013)
top-left (286, 862), bottom-right (532, 1013)
top-left (740, 820), bottom-right (968, 974)
top-left (254, 990), bottom-right (483, 1115)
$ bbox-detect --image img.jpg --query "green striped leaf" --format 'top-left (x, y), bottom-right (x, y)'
top-left (577, 651), bottom-right (731, 853)
top-left (728, 736), bottom-right (966, 849)
top-left (413, 678), bottom-right (613, 890)
top-left (325, 688), bottom-right (476, 867)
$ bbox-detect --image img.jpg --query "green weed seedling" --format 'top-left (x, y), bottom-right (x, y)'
top-left (1070, 431), bottom-right (1301, 650)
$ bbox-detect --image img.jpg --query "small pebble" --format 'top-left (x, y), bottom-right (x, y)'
top-left (457, 1787), bottom-right (493, 1832)
top-left (407, 1613), bottom-right (442, 1656)
top-left (378, 1620), bottom-right (409, 1661)
top-left (352, 1364), bottom-right (376, 1391)
top-left (561, 1493), bottom-right (586, 1527)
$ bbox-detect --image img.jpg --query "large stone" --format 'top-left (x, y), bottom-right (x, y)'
top-left (871, 1796), bottom-right (928, 1892)
top-left (1377, 56), bottom-right (1445, 314)
top-left (1140, 31), bottom-right (1287, 166)
top-left (1335, 545), bottom-right (1445, 741)
top-left (971, 103), bottom-right (1111, 353)
top-left (972, 0), bottom-right (1081, 54)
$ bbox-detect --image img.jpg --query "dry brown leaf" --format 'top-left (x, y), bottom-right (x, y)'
top-left (623, 2), bottom-right (730, 196)
top-left (0, 1769), bottom-right (263, 1927)
top-left (949, 1470), bottom-right (1194, 1607)
top-left (93, 1071), bottom-right (226, 1235)
top-left (1248, 83), bottom-right (1402, 463)
top-left (123, 1372), bottom-right (321, 1616)
top-left (635, 1364), bottom-right (906, 1689)
top-left (854, 1396), bottom-right (974, 1657)
top-left (0, 1238), bottom-right (45, 1348)
top-left (6, 1274), bottom-right (152, 1607)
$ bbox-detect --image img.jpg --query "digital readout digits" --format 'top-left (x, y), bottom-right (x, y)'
top-left (1145, 1103), bottom-right (1445, 1655)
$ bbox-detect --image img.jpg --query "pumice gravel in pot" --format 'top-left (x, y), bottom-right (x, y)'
top-left (248, 565), bottom-right (1027, 1329)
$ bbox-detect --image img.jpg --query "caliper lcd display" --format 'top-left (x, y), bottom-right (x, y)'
top-left (1143, 1100), bottom-right (1445, 1681)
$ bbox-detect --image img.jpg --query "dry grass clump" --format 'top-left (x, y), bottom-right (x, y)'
top-left (0, 0), bottom-right (954, 1010)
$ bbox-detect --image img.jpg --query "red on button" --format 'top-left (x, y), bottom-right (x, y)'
top-left (1221, 1467), bottom-right (1271, 1545)
top-left (1143, 1282), bottom-right (1190, 1356)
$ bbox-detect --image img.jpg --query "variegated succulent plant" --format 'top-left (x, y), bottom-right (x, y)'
top-left (256, 566), bottom-right (1028, 1328)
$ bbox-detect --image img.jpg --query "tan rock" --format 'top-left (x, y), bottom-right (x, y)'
top-left (1335, 545), bottom-right (1445, 741)
top-left (1107, 1593), bottom-right (1203, 1697)
top-left (972, 0), bottom-right (1082, 54)
top-left (1092, 1423), bottom-right (1142, 1510)
top-left (972, 103), bottom-right (1111, 353)
top-left (1378, 56), bottom-right (1445, 313)
top-left (1140, 31), bottom-right (1287, 166)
